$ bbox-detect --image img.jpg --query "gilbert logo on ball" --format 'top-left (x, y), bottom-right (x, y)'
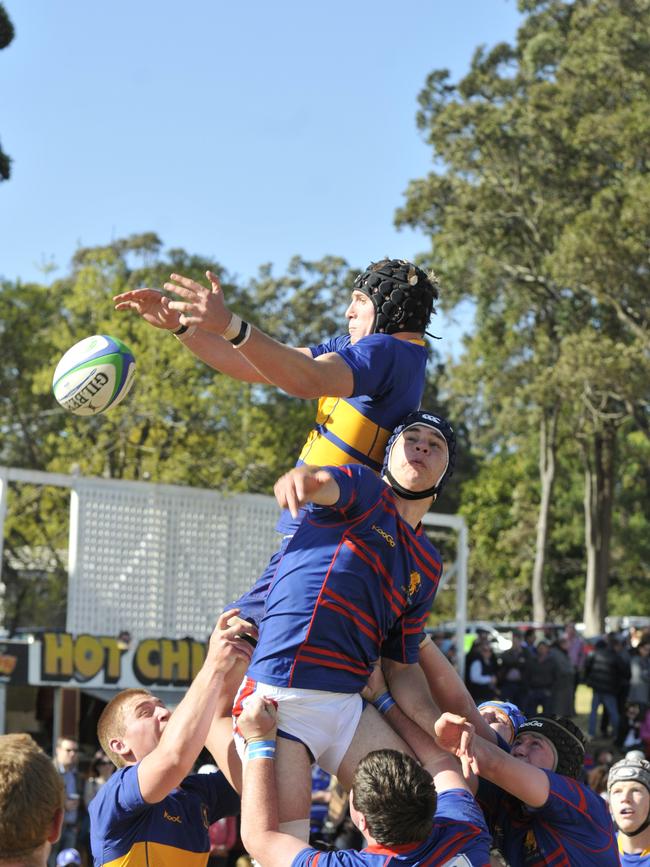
top-left (52, 335), bottom-right (136, 416)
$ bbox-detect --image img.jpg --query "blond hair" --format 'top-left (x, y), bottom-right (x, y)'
top-left (97, 688), bottom-right (152, 768)
top-left (0, 734), bottom-right (64, 861)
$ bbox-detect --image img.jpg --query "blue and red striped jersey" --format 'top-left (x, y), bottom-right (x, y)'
top-left (478, 770), bottom-right (619, 865)
top-left (247, 465), bottom-right (442, 693)
top-left (291, 789), bottom-right (491, 866)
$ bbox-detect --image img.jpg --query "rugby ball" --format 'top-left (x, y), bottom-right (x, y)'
top-left (52, 335), bottom-right (136, 416)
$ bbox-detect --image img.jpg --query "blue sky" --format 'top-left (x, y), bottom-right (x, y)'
top-left (1, 1), bottom-right (522, 354)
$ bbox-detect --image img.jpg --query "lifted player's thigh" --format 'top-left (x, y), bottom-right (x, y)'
top-left (335, 703), bottom-right (414, 789)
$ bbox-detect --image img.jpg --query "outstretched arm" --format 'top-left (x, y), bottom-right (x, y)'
top-left (133, 611), bottom-right (254, 804)
top-left (204, 618), bottom-right (259, 793)
top-left (382, 658), bottom-right (441, 736)
top-left (239, 697), bottom-right (310, 867)
top-left (113, 286), bottom-right (291, 384)
top-left (166, 272), bottom-right (355, 399)
top-left (362, 666), bottom-right (476, 794)
top-left (418, 635), bottom-right (498, 744)
top-left (434, 716), bottom-right (551, 808)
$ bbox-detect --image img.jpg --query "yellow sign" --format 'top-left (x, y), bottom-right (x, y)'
top-left (40, 633), bottom-right (207, 688)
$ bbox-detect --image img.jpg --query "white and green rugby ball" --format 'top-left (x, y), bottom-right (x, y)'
top-left (52, 335), bottom-right (136, 416)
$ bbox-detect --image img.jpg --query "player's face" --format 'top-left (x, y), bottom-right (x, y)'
top-left (346, 290), bottom-right (375, 344)
top-left (388, 425), bottom-right (448, 493)
top-left (610, 780), bottom-right (650, 834)
top-left (511, 733), bottom-right (557, 770)
top-left (479, 707), bottom-right (514, 745)
top-left (119, 695), bottom-right (171, 761)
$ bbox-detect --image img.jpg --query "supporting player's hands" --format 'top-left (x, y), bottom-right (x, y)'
top-left (434, 712), bottom-right (479, 779)
top-left (207, 609), bottom-right (259, 673)
top-left (238, 695), bottom-right (278, 743)
top-left (274, 466), bottom-right (338, 518)
top-left (113, 288), bottom-right (181, 331)
top-left (165, 271), bottom-right (232, 335)
top-left (361, 660), bottom-right (388, 704)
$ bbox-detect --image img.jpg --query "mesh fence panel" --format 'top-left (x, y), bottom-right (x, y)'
top-left (67, 478), bottom-right (280, 640)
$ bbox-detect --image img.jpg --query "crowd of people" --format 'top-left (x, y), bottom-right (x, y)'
top-left (2, 259), bottom-right (650, 866)
top-left (459, 623), bottom-right (650, 750)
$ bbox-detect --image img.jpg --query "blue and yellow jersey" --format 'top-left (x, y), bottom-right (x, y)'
top-left (478, 771), bottom-right (619, 866)
top-left (275, 333), bottom-right (427, 535)
top-left (619, 837), bottom-right (650, 866)
top-left (245, 465), bottom-right (442, 694)
top-left (291, 789), bottom-right (491, 866)
top-left (89, 766), bottom-right (239, 867)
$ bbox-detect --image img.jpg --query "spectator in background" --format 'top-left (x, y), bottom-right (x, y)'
top-left (585, 635), bottom-right (631, 741)
top-left (0, 733), bottom-right (65, 867)
top-left (522, 627), bottom-right (537, 655)
top-left (564, 622), bottom-right (587, 705)
top-left (83, 750), bottom-right (114, 807)
top-left (628, 638), bottom-right (650, 707)
top-left (496, 631), bottom-right (529, 710)
top-left (524, 640), bottom-right (558, 715)
top-left (641, 706), bottom-right (650, 758)
top-left (620, 702), bottom-right (647, 753)
top-left (308, 766), bottom-right (332, 847)
top-left (78, 751), bottom-right (114, 858)
top-left (48, 737), bottom-right (81, 867)
top-left (549, 635), bottom-right (576, 717)
top-left (586, 765), bottom-right (610, 802)
top-left (467, 639), bottom-right (499, 704)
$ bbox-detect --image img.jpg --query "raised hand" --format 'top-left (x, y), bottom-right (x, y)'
top-left (273, 466), bottom-right (334, 518)
top-left (166, 271), bottom-right (231, 335)
top-left (361, 660), bottom-right (388, 704)
top-left (434, 712), bottom-right (479, 778)
top-left (207, 609), bottom-right (259, 673)
top-left (238, 695), bottom-right (278, 742)
top-left (114, 288), bottom-right (181, 331)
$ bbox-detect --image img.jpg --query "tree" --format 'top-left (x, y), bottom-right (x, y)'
top-left (398, 0), bottom-right (650, 629)
top-left (0, 237), bottom-right (363, 631)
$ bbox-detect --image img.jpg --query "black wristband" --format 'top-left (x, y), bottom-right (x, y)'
top-left (172, 323), bottom-right (189, 335)
top-left (229, 319), bottom-right (251, 347)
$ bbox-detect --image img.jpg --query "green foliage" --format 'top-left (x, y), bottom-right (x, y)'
top-left (0, 238), bottom-right (358, 631)
top-left (399, 0), bottom-right (650, 627)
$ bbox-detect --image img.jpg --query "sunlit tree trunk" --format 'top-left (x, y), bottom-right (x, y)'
top-left (532, 407), bottom-right (558, 624)
top-left (582, 426), bottom-right (616, 635)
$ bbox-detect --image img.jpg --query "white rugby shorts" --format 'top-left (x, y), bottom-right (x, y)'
top-left (232, 676), bottom-right (363, 775)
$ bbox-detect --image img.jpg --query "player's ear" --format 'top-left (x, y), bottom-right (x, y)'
top-left (109, 735), bottom-right (130, 759)
top-left (48, 807), bottom-right (64, 843)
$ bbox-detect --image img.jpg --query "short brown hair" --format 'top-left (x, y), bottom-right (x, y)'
top-left (0, 734), bottom-right (64, 861)
top-left (97, 688), bottom-right (151, 768)
top-left (352, 749), bottom-right (436, 845)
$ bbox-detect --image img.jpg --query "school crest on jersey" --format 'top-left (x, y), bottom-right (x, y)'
top-left (407, 570), bottom-right (421, 600)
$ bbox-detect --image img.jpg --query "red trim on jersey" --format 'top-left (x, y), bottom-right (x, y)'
top-left (319, 598), bottom-right (381, 643)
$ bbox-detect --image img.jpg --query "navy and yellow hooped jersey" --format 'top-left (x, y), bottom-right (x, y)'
top-left (275, 333), bottom-right (427, 535)
top-left (619, 838), bottom-right (650, 866)
top-left (247, 464), bottom-right (442, 694)
top-left (89, 765), bottom-right (240, 867)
